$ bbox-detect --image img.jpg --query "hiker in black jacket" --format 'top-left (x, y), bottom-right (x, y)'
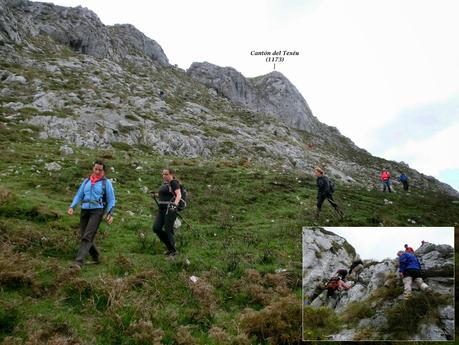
top-left (152, 168), bottom-right (182, 257)
top-left (314, 167), bottom-right (344, 221)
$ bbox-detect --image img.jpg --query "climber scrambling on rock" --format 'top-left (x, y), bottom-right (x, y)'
top-left (397, 250), bottom-right (432, 298)
top-left (314, 167), bottom-right (344, 221)
top-left (348, 255), bottom-right (364, 281)
top-left (310, 269), bottom-right (352, 308)
top-left (404, 244), bottom-right (414, 254)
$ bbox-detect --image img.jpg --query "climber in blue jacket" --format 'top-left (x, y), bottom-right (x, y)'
top-left (397, 251), bottom-right (431, 298)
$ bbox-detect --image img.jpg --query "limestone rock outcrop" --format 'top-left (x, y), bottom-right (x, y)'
top-left (0, 0), bottom-right (169, 65)
top-left (1, 0), bottom-right (457, 197)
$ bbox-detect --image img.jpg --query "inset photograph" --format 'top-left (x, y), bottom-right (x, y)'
top-left (302, 227), bottom-right (455, 341)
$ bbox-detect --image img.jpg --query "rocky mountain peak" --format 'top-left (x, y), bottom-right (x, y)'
top-left (1, 0), bottom-right (457, 197)
top-left (0, 0), bottom-right (169, 65)
top-left (187, 61), bottom-right (323, 132)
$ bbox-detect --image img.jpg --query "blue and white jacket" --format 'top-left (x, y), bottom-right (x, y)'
top-left (70, 178), bottom-right (116, 215)
top-left (399, 252), bottom-right (421, 274)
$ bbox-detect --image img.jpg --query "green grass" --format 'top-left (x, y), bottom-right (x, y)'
top-left (1, 37), bottom-right (459, 342)
top-left (302, 306), bottom-right (341, 341)
top-left (383, 293), bottom-right (451, 339)
top-left (340, 301), bottom-right (375, 325)
top-left (1, 127), bottom-right (457, 343)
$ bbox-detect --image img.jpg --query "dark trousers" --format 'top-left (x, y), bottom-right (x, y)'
top-left (405, 268), bottom-right (423, 279)
top-left (402, 180), bottom-right (409, 191)
top-left (153, 209), bottom-right (177, 252)
top-left (317, 193), bottom-right (339, 210)
top-left (75, 208), bottom-right (104, 265)
top-left (383, 180), bottom-right (392, 192)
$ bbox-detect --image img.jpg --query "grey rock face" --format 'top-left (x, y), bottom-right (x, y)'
top-left (416, 243), bottom-right (454, 277)
top-left (251, 71), bottom-right (321, 132)
top-left (0, 0), bottom-right (169, 65)
top-left (187, 62), bottom-right (322, 133)
top-left (4, 74), bottom-right (27, 84)
top-left (45, 162), bottom-right (61, 171)
top-left (302, 228), bottom-right (355, 300)
top-left (1, 0), bottom-right (456, 197)
top-left (414, 324), bottom-right (449, 341)
top-left (109, 24), bottom-right (169, 66)
top-left (331, 329), bottom-right (356, 341)
top-left (59, 144), bottom-right (74, 156)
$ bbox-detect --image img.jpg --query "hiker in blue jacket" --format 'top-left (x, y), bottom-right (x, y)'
top-left (399, 173), bottom-right (409, 191)
top-left (397, 250), bottom-right (431, 298)
top-left (67, 160), bottom-right (116, 270)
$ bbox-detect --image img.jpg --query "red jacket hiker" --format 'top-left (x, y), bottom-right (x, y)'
top-left (380, 171), bottom-right (391, 181)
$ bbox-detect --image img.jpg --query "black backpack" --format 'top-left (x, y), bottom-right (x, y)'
top-left (169, 179), bottom-right (188, 211)
top-left (326, 177), bottom-right (335, 194)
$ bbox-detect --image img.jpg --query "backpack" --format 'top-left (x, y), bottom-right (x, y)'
top-left (82, 177), bottom-right (107, 206)
top-left (336, 269), bottom-right (348, 279)
top-left (169, 179), bottom-right (188, 211)
top-left (327, 177), bottom-right (335, 194)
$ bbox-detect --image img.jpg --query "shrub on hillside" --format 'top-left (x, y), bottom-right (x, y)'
top-left (0, 245), bottom-right (40, 294)
top-left (232, 269), bottom-right (290, 306)
top-left (302, 305), bottom-right (341, 341)
top-left (239, 294), bottom-right (301, 344)
top-left (340, 301), bottom-right (375, 325)
top-left (128, 320), bottom-right (164, 345)
top-left (384, 293), bottom-right (450, 339)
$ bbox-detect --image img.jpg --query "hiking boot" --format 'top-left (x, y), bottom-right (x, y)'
top-left (334, 207), bottom-right (344, 220)
top-left (88, 257), bottom-right (101, 265)
top-left (314, 209), bottom-right (320, 221)
top-left (166, 250), bottom-right (178, 258)
top-left (70, 262), bottom-right (82, 271)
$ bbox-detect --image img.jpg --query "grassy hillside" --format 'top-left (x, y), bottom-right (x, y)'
top-left (0, 121), bottom-right (458, 344)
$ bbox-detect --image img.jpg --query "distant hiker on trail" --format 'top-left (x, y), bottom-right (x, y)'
top-left (348, 256), bottom-right (364, 281)
top-left (399, 172), bottom-right (409, 191)
top-left (67, 160), bottom-right (116, 270)
top-left (314, 167), bottom-right (344, 221)
top-left (380, 169), bottom-right (392, 192)
top-left (159, 90), bottom-right (166, 100)
top-left (404, 244), bottom-right (414, 254)
top-left (397, 250), bottom-right (432, 298)
top-left (152, 168), bottom-right (182, 257)
top-left (421, 240), bottom-right (429, 246)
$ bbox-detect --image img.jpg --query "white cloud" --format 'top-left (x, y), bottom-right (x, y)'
top-left (382, 122), bottom-right (459, 179)
top-left (328, 227), bottom-right (454, 261)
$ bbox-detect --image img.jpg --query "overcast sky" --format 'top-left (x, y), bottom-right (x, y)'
top-left (327, 227), bottom-right (455, 261)
top-left (39, 0), bottom-right (459, 191)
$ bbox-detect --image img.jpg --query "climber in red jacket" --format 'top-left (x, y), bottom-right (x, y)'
top-left (404, 244), bottom-right (415, 254)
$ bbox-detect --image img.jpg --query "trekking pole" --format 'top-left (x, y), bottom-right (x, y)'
top-left (153, 193), bottom-right (208, 244)
top-left (176, 212), bottom-right (209, 244)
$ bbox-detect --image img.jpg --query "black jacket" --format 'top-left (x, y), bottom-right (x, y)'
top-left (317, 176), bottom-right (331, 197)
top-left (349, 259), bottom-right (363, 274)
